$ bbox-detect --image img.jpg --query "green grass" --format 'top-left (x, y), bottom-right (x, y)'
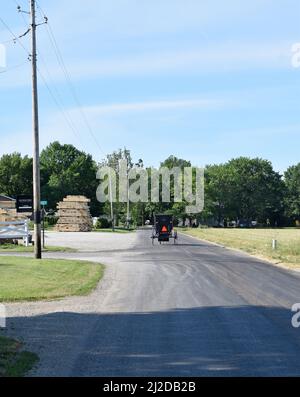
top-left (0, 244), bottom-right (76, 253)
top-left (0, 257), bottom-right (104, 302)
top-left (181, 227), bottom-right (300, 268)
top-left (0, 335), bottom-right (38, 377)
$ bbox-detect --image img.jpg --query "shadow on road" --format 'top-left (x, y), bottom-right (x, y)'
top-left (4, 305), bottom-right (300, 376)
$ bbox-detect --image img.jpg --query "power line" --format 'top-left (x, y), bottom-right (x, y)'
top-left (36, 2), bottom-right (115, 227)
top-left (37, 65), bottom-right (87, 148)
top-left (0, 60), bottom-right (29, 73)
top-left (1, 7), bottom-right (85, 149)
top-left (0, 5), bottom-right (105, 154)
top-left (0, 15), bottom-right (30, 56)
top-left (11, 0), bottom-right (106, 156)
top-left (2, 3), bottom-right (115, 228)
top-left (36, 2), bottom-right (115, 226)
top-left (12, 0), bottom-right (29, 26)
top-left (36, 1), bottom-right (106, 158)
top-left (0, 37), bottom-right (20, 45)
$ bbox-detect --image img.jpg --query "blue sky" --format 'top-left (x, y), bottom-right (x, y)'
top-left (0, 0), bottom-right (300, 172)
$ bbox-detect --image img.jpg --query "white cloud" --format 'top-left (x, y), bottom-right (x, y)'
top-left (37, 41), bottom-right (294, 83)
top-left (78, 98), bottom-right (229, 116)
top-left (0, 40), bottom-right (292, 89)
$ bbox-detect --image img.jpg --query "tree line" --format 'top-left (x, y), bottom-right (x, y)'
top-left (0, 141), bottom-right (299, 227)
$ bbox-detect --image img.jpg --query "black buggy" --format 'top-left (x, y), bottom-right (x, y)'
top-left (151, 214), bottom-right (178, 245)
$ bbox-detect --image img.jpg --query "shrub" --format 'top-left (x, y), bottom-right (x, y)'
top-left (95, 218), bottom-right (111, 229)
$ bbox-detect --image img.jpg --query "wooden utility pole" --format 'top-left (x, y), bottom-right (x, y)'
top-left (109, 174), bottom-right (115, 231)
top-left (126, 168), bottom-right (130, 229)
top-left (30, 0), bottom-right (42, 259)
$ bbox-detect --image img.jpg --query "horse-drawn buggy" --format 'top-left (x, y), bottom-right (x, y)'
top-left (151, 214), bottom-right (178, 245)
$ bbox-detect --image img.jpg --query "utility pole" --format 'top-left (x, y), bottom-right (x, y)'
top-left (30, 0), bottom-right (42, 259)
top-left (108, 168), bottom-right (114, 231)
top-left (126, 168), bottom-right (130, 229)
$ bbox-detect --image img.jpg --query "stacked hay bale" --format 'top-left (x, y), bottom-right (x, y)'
top-left (55, 195), bottom-right (93, 232)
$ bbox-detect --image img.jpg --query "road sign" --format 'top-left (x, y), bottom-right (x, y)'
top-left (16, 195), bottom-right (33, 213)
top-left (40, 200), bottom-right (48, 206)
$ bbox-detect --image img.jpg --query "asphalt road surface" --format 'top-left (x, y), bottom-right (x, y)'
top-left (5, 229), bottom-right (300, 376)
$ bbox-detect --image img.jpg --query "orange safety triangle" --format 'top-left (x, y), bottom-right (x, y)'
top-left (161, 225), bottom-right (168, 232)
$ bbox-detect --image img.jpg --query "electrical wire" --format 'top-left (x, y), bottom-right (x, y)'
top-left (0, 15), bottom-right (30, 56)
top-left (11, 0), bottom-right (29, 26)
top-left (0, 13), bottom-right (84, 148)
top-left (10, 0), bottom-right (104, 155)
top-left (37, 67), bottom-right (86, 148)
top-left (0, 60), bottom-right (29, 73)
top-left (36, 1), bottom-right (106, 158)
top-left (3, 2), bottom-right (115, 223)
top-left (36, 2), bottom-right (115, 221)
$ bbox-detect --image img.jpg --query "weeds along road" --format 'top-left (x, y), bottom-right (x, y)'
top-left (4, 229), bottom-right (300, 376)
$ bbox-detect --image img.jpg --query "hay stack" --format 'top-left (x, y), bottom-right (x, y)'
top-left (55, 195), bottom-right (92, 232)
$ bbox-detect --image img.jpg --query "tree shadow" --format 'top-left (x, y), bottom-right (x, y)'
top-left (3, 305), bottom-right (300, 377)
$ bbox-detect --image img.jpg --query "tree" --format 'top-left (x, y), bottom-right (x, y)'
top-left (40, 141), bottom-right (98, 214)
top-left (204, 163), bottom-right (232, 225)
top-left (204, 157), bottom-right (285, 226)
top-left (160, 155), bottom-right (191, 170)
top-left (148, 155), bottom-right (192, 224)
top-left (226, 157), bottom-right (284, 224)
top-left (0, 153), bottom-right (33, 197)
top-left (284, 163), bottom-right (300, 223)
top-left (98, 148), bottom-right (134, 225)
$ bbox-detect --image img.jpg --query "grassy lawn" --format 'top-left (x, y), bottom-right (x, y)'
top-left (181, 227), bottom-right (300, 267)
top-left (0, 244), bottom-right (76, 253)
top-left (0, 257), bottom-right (104, 302)
top-left (0, 335), bottom-right (38, 377)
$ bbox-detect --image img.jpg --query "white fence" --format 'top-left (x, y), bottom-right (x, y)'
top-left (0, 304), bottom-right (6, 328)
top-left (0, 220), bottom-right (30, 246)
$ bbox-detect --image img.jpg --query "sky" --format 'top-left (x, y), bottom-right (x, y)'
top-left (0, 0), bottom-right (300, 172)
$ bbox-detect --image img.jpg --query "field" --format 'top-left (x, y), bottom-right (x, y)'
top-left (181, 228), bottom-right (300, 268)
top-left (0, 257), bottom-right (104, 302)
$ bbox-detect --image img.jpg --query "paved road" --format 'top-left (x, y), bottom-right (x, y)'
top-left (4, 229), bottom-right (300, 376)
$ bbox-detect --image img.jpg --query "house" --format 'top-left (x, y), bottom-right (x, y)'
top-left (0, 195), bottom-right (16, 210)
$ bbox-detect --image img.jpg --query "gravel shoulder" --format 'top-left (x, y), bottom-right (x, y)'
top-left (43, 231), bottom-right (138, 252)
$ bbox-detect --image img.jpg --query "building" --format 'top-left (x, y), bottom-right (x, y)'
top-left (0, 195), bottom-right (16, 210)
top-left (0, 195), bottom-right (19, 222)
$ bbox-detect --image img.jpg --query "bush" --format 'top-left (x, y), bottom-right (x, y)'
top-left (44, 215), bottom-right (58, 226)
top-left (95, 218), bottom-right (111, 229)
